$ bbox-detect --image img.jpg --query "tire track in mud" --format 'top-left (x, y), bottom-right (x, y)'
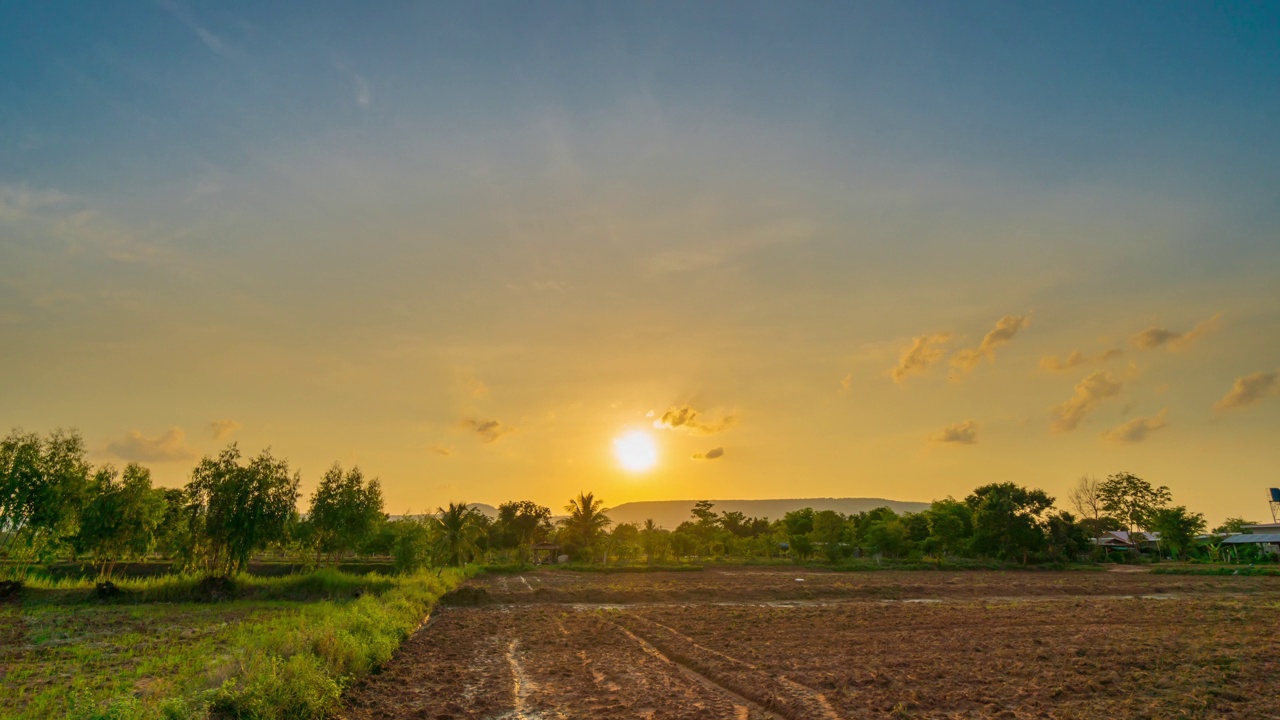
top-left (627, 615), bottom-right (843, 720)
top-left (609, 619), bottom-right (784, 720)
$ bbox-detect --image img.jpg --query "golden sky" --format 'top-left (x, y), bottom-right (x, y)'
top-left (2, 4), bottom-right (1279, 524)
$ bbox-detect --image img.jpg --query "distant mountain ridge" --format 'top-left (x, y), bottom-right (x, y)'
top-left (605, 497), bottom-right (930, 530)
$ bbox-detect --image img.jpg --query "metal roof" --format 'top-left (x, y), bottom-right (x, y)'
top-left (1221, 533), bottom-right (1280, 544)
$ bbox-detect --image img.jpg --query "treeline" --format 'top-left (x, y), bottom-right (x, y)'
top-left (0, 428), bottom-right (1251, 582)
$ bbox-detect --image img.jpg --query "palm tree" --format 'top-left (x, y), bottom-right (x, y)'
top-left (563, 492), bottom-right (611, 561)
top-left (430, 502), bottom-right (484, 566)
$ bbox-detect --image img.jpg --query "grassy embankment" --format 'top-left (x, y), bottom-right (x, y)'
top-left (0, 567), bottom-right (473, 720)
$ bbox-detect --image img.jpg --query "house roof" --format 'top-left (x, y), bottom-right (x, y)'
top-left (1098, 530), bottom-right (1161, 543)
top-left (1221, 533), bottom-right (1280, 544)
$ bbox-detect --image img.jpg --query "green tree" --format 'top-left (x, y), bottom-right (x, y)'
top-left (864, 517), bottom-right (910, 558)
top-left (491, 500), bottom-right (552, 561)
top-left (1212, 517), bottom-right (1256, 534)
top-left (390, 516), bottom-right (434, 573)
top-left (965, 483), bottom-right (1054, 562)
top-left (1148, 506), bottom-right (1206, 559)
top-left (925, 498), bottom-right (972, 556)
top-left (1097, 472), bottom-right (1171, 543)
top-left (430, 502), bottom-right (485, 566)
top-left (0, 429), bottom-right (92, 578)
top-left (307, 463), bottom-right (385, 564)
top-left (788, 533), bottom-right (815, 560)
top-left (185, 445), bottom-right (301, 575)
top-left (74, 463), bottom-right (166, 577)
top-left (1043, 511), bottom-right (1091, 563)
top-left (782, 508), bottom-right (815, 536)
top-left (691, 500), bottom-right (718, 528)
top-left (640, 518), bottom-right (669, 563)
top-left (563, 492), bottom-right (611, 561)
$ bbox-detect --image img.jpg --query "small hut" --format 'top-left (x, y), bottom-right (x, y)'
top-left (530, 543), bottom-right (561, 565)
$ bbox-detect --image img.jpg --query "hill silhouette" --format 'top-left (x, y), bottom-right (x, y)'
top-left (605, 498), bottom-right (930, 530)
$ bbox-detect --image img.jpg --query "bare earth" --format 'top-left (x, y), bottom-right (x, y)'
top-left (341, 568), bottom-right (1280, 719)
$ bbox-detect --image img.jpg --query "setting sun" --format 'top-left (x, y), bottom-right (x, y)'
top-left (613, 431), bottom-right (658, 473)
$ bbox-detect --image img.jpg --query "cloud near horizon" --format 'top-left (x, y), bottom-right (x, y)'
top-left (207, 419), bottom-right (242, 440)
top-left (1131, 313), bottom-right (1222, 351)
top-left (460, 418), bottom-right (514, 443)
top-left (1103, 410), bottom-right (1168, 443)
top-left (106, 426), bottom-right (199, 462)
top-left (692, 447), bottom-right (725, 460)
top-left (1039, 348), bottom-right (1124, 372)
top-left (1050, 371), bottom-right (1123, 432)
top-left (931, 420), bottom-right (979, 445)
top-left (1213, 371), bottom-right (1278, 412)
top-left (653, 405), bottom-right (736, 435)
top-left (951, 315), bottom-right (1030, 374)
top-left (891, 333), bottom-right (952, 383)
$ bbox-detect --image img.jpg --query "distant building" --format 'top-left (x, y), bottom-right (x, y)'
top-left (1221, 523), bottom-right (1280, 554)
top-left (1092, 530), bottom-right (1161, 551)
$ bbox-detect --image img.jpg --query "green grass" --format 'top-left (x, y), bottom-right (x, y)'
top-left (1151, 565), bottom-right (1280, 577)
top-left (17, 568), bottom-right (400, 606)
top-left (0, 567), bottom-right (473, 720)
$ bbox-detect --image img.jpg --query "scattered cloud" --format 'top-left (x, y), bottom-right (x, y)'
top-left (951, 315), bottom-right (1030, 374)
top-left (1131, 313), bottom-right (1222, 352)
top-left (1213, 371), bottom-right (1278, 412)
top-left (1039, 348), bottom-right (1123, 372)
top-left (107, 427), bottom-right (199, 463)
top-left (460, 418), bottom-right (514, 443)
top-left (653, 405), bottom-right (736, 435)
top-left (207, 419), bottom-right (242, 440)
top-left (429, 443), bottom-right (453, 457)
top-left (333, 60), bottom-right (371, 107)
top-left (157, 0), bottom-right (235, 60)
top-left (692, 447), bottom-right (725, 460)
top-left (1049, 371), bottom-right (1123, 432)
top-left (931, 420), bottom-right (978, 445)
top-left (1103, 410), bottom-right (1168, 444)
top-left (839, 373), bottom-right (853, 391)
top-left (891, 333), bottom-right (952, 383)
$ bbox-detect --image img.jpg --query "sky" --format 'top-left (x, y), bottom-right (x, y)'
top-left (2, 2), bottom-right (1279, 524)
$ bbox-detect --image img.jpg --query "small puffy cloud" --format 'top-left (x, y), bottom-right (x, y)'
top-left (839, 373), bottom-right (853, 391)
top-left (460, 418), bottom-right (514, 443)
top-left (1103, 410), bottom-right (1168, 444)
top-left (692, 447), bottom-right (725, 460)
top-left (653, 405), bottom-right (736, 435)
top-left (428, 443), bottom-right (453, 456)
top-left (951, 315), bottom-right (1030, 374)
top-left (207, 419), bottom-right (242, 440)
top-left (107, 427), bottom-right (199, 463)
top-left (1039, 348), bottom-right (1123, 373)
top-left (931, 420), bottom-right (978, 445)
top-left (1213, 371), bottom-right (1278, 412)
top-left (1050, 371), bottom-right (1123, 432)
top-left (1132, 313), bottom-right (1222, 351)
top-left (891, 333), bottom-right (952, 383)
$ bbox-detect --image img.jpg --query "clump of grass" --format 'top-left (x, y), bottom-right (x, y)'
top-left (206, 567), bottom-right (473, 719)
top-left (18, 567), bottom-right (399, 606)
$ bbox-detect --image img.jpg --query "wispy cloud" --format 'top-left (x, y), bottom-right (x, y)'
top-left (951, 315), bottom-right (1029, 374)
top-left (428, 443), bottom-right (453, 457)
top-left (460, 418), bottom-right (514, 443)
top-left (156, 0), bottom-right (235, 60)
top-left (107, 427), bottom-right (199, 463)
top-left (1039, 348), bottom-right (1123, 372)
top-left (1131, 313), bottom-right (1222, 352)
top-left (891, 333), bottom-right (952, 383)
top-left (931, 420), bottom-right (978, 445)
top-left (692, 447), bottom-right (725, 460)
top-left (207, 419), bottom-right (242, 440)
top-left (1103, 410), bottom-right (1168, 443)
top-left (1050, 371), bottom-right (1123, 432)
top-left (333, 60), bottom-right (371, 108)
top-left (652, 405), bottom-right (736, 435)
top-left (1213, 371), bottom-right (1278, 412)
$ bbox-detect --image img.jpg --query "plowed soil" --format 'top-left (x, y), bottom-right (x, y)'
top-left (342, 568), bottom-right (1280, 719)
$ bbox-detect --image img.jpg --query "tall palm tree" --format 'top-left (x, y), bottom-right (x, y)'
top-left (563, 492), bottom-right (611, 561)
top-left (430, 502), bottom-right (484, 566)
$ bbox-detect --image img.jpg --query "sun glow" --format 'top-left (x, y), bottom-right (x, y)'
top-left (613, 430), bottom-right (658, 473)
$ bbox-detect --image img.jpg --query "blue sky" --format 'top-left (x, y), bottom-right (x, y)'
top-left (2, 2), bottom-right (1279, 520)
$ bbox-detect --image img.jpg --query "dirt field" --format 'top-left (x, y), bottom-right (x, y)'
top-left (342, 568), bottom-right (1280, 719)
